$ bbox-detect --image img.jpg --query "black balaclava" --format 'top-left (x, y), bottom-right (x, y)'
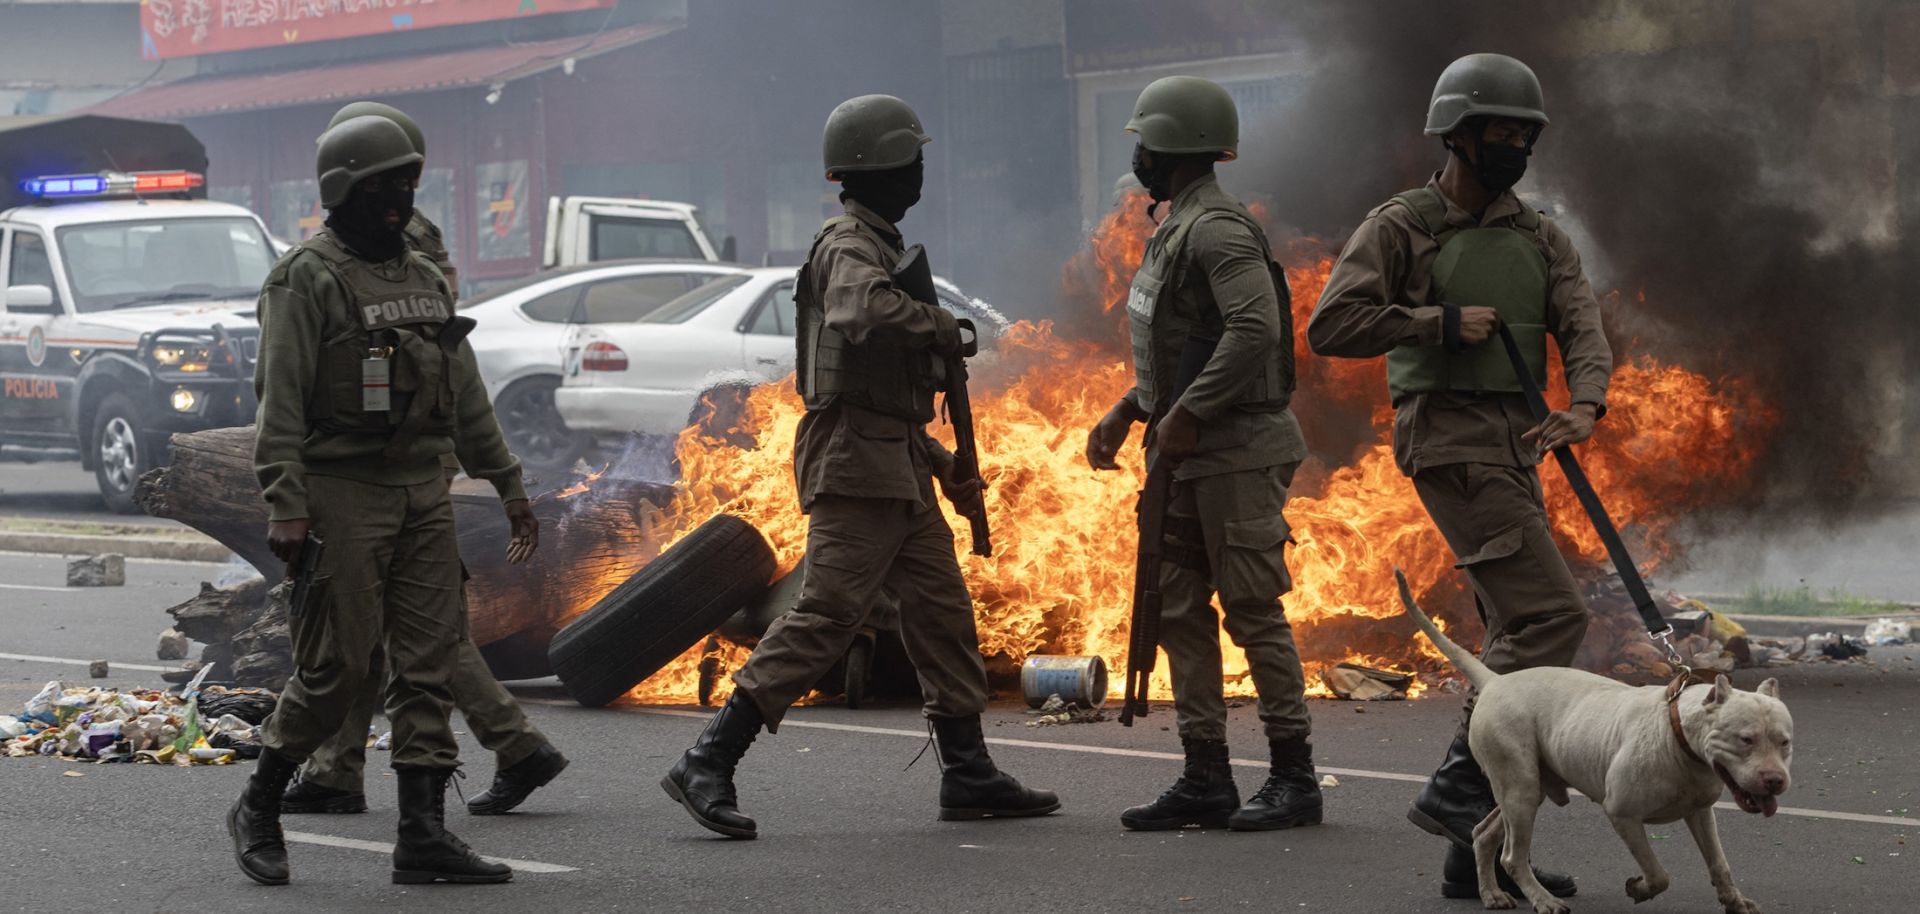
top-left (1130, 142), bottom-right (1178, 203)
top-left (1447, 120), bottom-right (1534, 193)
top-left (838, 154), bottom-right (923, 226)
top-left (326, 165), bottom-right (417, 262)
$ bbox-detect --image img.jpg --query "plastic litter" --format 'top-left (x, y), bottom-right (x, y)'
top-left (7, 680), bottom-right (276, 766)
top-left (373, 731), bottom-right (393, 751)
top-left (1863, 618), bottom-right (1911, 646)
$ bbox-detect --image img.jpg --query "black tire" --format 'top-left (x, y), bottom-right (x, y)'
top-left (92, 392), bottom-right (156, 514)
top-left (844, 636), bottom-right (872, 710)
top-left (495, 376), bottom-right (590, 475)
top-left (478, 628), bottom-right (555, 681)
top-left (548, 514), bottom-right (775, 707)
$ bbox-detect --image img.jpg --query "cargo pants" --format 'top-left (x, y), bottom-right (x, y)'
top-left (295, 620), bottom-right (550, 791)
top-left (1159, 462), bottom-right (1313, 742)
top-left (261, 474), bottom-right (463, 770)
top-left (732, 495), bottom-right (989, 731)
top-left (1411, 462), bottom-right (1590, 734)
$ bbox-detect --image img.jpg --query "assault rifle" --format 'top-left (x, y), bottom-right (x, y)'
top-left (1121, 335), bottom-right (1220, 726)
top-left (894, 244), bottom-right (991, 556)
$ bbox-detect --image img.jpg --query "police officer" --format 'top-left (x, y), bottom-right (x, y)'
top-left (663, 95), bottom-right (1058, 839)
top-left (1084, 76), bottom-right (1321, 833)
top-left (1307, 54), bottom-right (1610, 899)
top-left (277, 102), bottom-right (569, 820)
top-left (228, 115), bottom-right (539, 886)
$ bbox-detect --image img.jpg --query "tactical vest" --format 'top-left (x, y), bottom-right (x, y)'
top-left (793, 215), bottom-right (941, 423)
top-left (302, 232), bottom-right (466, 453)
top-left (1126, 199), bottom-right (1295, 416)
top-left (1384, 186), bottom-right (1550, 401)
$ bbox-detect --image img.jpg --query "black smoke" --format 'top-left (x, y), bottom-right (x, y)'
top-left (1232, 1), bottom-right (1913, 517)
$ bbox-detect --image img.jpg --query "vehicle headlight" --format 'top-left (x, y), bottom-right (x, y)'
top-left (149, 338), bottom-right (215, 373)
top-left (170, 387), bottom-right (199, 412)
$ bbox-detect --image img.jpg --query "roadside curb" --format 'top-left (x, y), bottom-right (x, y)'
top-left (1723, 611), bottom-right (1920, 639)
top-left (0, 531), bottom-right (231, 563)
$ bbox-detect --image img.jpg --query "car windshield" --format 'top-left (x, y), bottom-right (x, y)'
top-left (639, 274), bottom-right (751, 324)
top-left (56, 217), bottom-right (275, 313)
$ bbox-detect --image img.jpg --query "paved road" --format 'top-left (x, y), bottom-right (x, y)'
top-left (0, 451), bottom-right (178, 526)
top-left (0, 550), bottom-right (1914, 913)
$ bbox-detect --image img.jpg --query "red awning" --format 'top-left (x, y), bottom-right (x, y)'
top-left (87, 22), bottom-right (678, 120)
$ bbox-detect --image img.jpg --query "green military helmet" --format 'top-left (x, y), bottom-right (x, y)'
top-left (822, 94), bottom-right (930, 179)
top-left (316, 115), bottom-right (423, 208)
top-left (1424, 53), bottom-right (1549, 136)
top-left (1124, 76), bottom-right (1238, 161)
top-left (327, 100), bottom-right (425, 156)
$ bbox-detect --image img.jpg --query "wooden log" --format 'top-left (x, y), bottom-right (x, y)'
top-left (138, 425), bottom-right (284, 578)
top-left (138, 425), bottom-right (673, 648)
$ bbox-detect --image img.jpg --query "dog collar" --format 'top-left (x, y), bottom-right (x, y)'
top-left (1665, 675), bottom-right (1709, 766)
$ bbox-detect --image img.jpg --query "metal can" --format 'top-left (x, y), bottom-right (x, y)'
top-left (1020, 655), bottom-right (1108, 709)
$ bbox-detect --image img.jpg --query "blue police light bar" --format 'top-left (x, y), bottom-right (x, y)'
top-left (20, 170), bottom-right (203, 200)
top-left (22, 174), bottom-right (109, 197)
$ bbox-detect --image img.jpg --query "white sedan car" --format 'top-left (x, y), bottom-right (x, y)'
top-left (556, 266), bottom-right (1005, 446)
top-left (461, 260), bottom-right (746, 471)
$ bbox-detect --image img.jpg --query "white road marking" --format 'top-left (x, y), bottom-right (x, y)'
top-left (0, 651), bottom-right (172, 672)
top-left (0, 583), bottom-right (84, 592)
top-left (625, 706), bottom-right (1916, 827)
top-left (285, 831), bottom-right (578, 873)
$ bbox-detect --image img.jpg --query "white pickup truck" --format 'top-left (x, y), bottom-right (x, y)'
top-left (542, 196), bottom-right (732, 269)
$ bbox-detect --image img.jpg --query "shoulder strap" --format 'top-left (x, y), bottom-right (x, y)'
top-left (1387, 186), bottom-right (1455, 247)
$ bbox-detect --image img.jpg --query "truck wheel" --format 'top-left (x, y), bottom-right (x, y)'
top-left (548, 514), bottom-right (775, 707)
top-left (495, 376), bottom-right (590, 475)
top-left (844, 635), bottom-right (873, 709)
top-left (92, 392), bottom-right (155, 514)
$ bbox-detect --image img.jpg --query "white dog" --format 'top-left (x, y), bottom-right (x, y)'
top-left (1396, 570), bottom-right (1792, 914)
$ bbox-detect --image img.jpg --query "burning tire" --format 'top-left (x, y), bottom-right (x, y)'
top-left (548, 514), bottom-right (776, 707)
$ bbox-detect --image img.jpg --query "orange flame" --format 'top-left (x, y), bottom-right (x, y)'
top-left (601, 189), bottom-right (1771, 705)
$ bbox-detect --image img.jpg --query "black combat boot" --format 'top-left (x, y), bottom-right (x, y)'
top-left (1228, 736), bottom-right (1324, 831)
top-left (930, 715), bottom-right (1061, 820)
top-left (1411, 735), bottom-right (1576, 899)
top-left (392, 768), bottom-right (513, 885)
top-left (281, 771), bottom-right (368, 814)
top-left (662, 692), bottom-right (765, 839)
top-left (1120, 737), bottom-right (1238, 831)
top-left (227, 748), bottom-right (300, 885)
top-left (467, 743), bottom-right (570, 815)
top-left (1443, 844), bottom-right (1579, 899)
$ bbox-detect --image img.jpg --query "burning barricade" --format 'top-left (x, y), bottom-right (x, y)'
top-left (136, 192), bottom-right (1794, 711)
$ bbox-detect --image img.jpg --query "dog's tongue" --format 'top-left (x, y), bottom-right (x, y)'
top-left (1762, 795), bottom-right (1779, 817)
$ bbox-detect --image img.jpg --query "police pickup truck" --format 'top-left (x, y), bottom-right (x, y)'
top-left (1, 116), bottom-right (272, 512)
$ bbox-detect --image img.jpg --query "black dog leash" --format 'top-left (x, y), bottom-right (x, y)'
top-left (1495, 324), bottom-right (1681, 664)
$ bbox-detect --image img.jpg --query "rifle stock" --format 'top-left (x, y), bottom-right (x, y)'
top-left (1120, 335), bottom-right (1219, 726)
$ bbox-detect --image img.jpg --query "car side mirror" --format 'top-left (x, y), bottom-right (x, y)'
top-left (3, 284), bottom-right (58, 314)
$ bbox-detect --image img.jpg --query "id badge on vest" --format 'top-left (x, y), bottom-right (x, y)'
top-left (362, 348), bottom-right (392, 412)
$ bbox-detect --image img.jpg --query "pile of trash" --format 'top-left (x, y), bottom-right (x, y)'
top-left (1024, 694), bottom-right (1107, 727)
top-left (1321, 662), bottom-right (1414, 701)
top-left (5, 672), bottom-right (276, 765)
top-left (1748, 632), bottom-right (1876, 666)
